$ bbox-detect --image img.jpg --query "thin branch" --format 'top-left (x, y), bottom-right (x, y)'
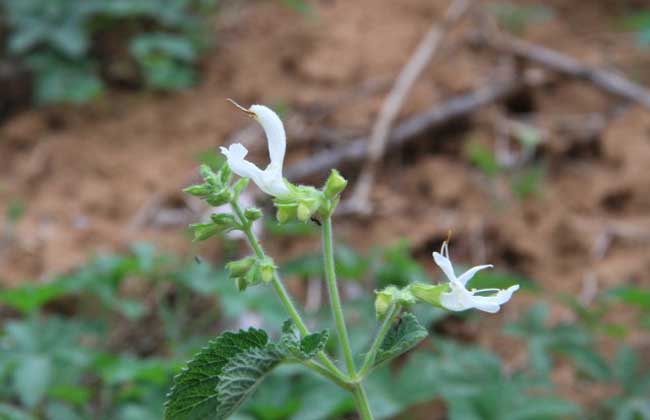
top-left (472, 32), bottom-right (650, 108)
top-left (345, 0), bottom-right (473, 214)
top-left (285, 70), bottom-right (546, 182)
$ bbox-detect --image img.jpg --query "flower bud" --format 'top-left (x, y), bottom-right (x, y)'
top-left (323, 169), bottom-right (348, 199)
top-left (210, 213), bottom-right (238, 230)
top-left (189, 223), bottom-right (220, 241)
top-left (200, 164), bottom-right (219, 186)
top-left (244, 264), bottom-right (262, 287)
top-left (259, 258), bottom-right (276, 283)
top-left (375, 286), bottom-right (398, 319)
top-left (226, 256), bottom-right (256, 278)
top-left (297, 202), bottom-right (312, 222)
top-left (219, 163), bottom-right (232, 186)
top-left (235, 277), bottom-right (248, 292)
top-left (276, 203), bottom-right (297, 224)
top-left (232, 178), bottom-right (250, 198)
top-left (184, 184), bottom-right (212, 197)
top-left (206, 189), bottom-right (232, 207)
top-left (244, 207), bottom-right (263, 222)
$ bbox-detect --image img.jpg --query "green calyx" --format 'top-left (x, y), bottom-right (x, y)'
top-left (409, 283), bottom-right (449, 308)
top-left (226, 256), bottom-right (276, 292)
top-left (273, 171), bottom-right (349, 223)
top-left (323, 169), bottom-right (348, 199)
top-left (274, 182), bottom-right (324, 223)
top-left (374, 283), bottom-right (450, 318)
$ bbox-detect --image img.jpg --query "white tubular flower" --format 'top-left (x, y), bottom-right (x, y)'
top-left (433, 242), bottom-right (519, 313)
top-left (220, 102), bottom-right (290, 198)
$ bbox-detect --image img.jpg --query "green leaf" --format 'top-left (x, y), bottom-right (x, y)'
top-left (13, 355), bottom-right (53, 408)
top-left (165, 328), bottom-right (279, 420)
top-left (374, 312), bottom-right (428, 366)
top-left (609, 286), bottom-right (650, 310)
top-left (0, 403), bottom-right (34, 420)
top-left (281, 320), bottom-right (329, 360)
top-left (216, 346), bottom-right (285, 418)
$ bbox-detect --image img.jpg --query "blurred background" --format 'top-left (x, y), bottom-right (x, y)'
top-left (1, 0), bottom-right (650, 419)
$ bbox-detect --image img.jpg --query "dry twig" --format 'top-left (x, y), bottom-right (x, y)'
top-left (286, 69), bottom-right (547, 182)
top-left (472, 33), bottom-right (650, 108)
top-left (345, 0), bottom-right (473, 215)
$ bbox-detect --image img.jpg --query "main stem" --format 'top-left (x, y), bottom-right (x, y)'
top-left (230, 202), bottom-right (347, 384)
top-left (321, 216), bottom-right (356, 376)
top-left (322, 215), bottom-right (374, 420)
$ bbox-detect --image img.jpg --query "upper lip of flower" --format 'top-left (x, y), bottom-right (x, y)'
top-left (220, 101), bottom-right (290, 198)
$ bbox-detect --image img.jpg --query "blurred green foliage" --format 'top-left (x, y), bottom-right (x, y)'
top-left (1, 0), bottom-right (217, 105)
top-left (623, 10), bottom-right (650, 47)
top-left (489, 3), bottom-right (554, 35)
top-left (0, 240), bottom-right (648, 419)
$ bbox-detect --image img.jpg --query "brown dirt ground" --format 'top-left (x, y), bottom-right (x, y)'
top-left (1, 0), bottom-right (650, 412)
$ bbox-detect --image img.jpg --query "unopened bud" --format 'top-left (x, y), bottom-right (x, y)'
top-left (226, 256), bottom-right (256, 277)
top-left (323, 169), bottom-right (348, 199)
top-left (189, 223), bottom-right (219, 241)
top-left (184, 184), bottom-right (212, 197)
top-left (244, 207), bottom-right (263, 222)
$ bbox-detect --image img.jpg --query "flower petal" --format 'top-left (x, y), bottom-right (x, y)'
top-left (456, 264), bottom-right (494, 286)
top-left (250, 105), bottom-right (286, 171)
top-left (433, 250), bottom-right (456, 282)
top-left (221, 143), bottom-right (265, 185)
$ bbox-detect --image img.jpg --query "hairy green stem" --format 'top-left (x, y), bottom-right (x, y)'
top-left (301, 360), bottom-right (353, 391)
top-left (352, 384), bottom-right (374, 420)
top-left (358, 304), bottom-right (401, 379)
top-left (230, 201), bottom-right (348, 385)
top-left (321, 216), bottom-right (357, 376)
top-left (322, 214), bottom-right (375, 419)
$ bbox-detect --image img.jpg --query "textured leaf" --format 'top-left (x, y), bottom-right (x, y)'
top-left (374, 313), bottom-right (427, 366)
top-left (281, 320), bottom-right (329, 360)
top-left (164, 328), bottom-right (269, 420)
top-left (216, 346), bottom-right (285, 419)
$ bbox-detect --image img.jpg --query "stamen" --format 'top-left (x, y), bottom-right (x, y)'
top-left (227, 98), bottom-right (256, 117)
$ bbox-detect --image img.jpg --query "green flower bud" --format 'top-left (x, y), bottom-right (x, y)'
top-left (232, 178), bottom-right (250, 198)
top-left (374, 285), bottom-right (417, 319)
top-left (259, 257), bottom-right (276, 283)
top-left (219, 164), bottom-right (232, 186)
top-left (200, 164), bottom-right (219, 186)
top-left (235, 277), bottom-right (248, 292)
top-left (206, 189), bottom-right (232, 206)
top-left (409, 283), bottom-right (449, 308)
top-left (244, 207), bottom-right (263, 222)
top-left (297, 202), bottom-right (312, 222)
top-left (375, 286), bottom-right (398, 319)
top-left (323, 169), bottom-right (348, 199)
top-left (210, 213), bottom-right (238, 231)
top-left (184, 183), bottom-right (212, 197)
top-left (244, 264), bottom-right (262, 287)
top-left (189, 222), bottom-right (220, 241)
top-left (226, 256), bottom-right (256, 277)
top-left (276, 203), bottom-right (297, 224)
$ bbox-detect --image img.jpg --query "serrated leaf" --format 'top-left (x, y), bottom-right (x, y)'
top-left (280, 320), bottom-right (329, 360)
top-left (164, 328), bottom-right (269, 420)
top-left (374, 312), bottom-right (427, 366)
top-left (215, 346), bottom-right (285, 418)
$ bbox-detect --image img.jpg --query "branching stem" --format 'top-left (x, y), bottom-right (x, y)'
top-left (230, 201), bottom-right (348, 385)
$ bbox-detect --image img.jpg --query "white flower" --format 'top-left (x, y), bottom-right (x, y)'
top-left (220, 102), bottom-right (290, 198)
top-left (433, 242), bottom-right (519, 313)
